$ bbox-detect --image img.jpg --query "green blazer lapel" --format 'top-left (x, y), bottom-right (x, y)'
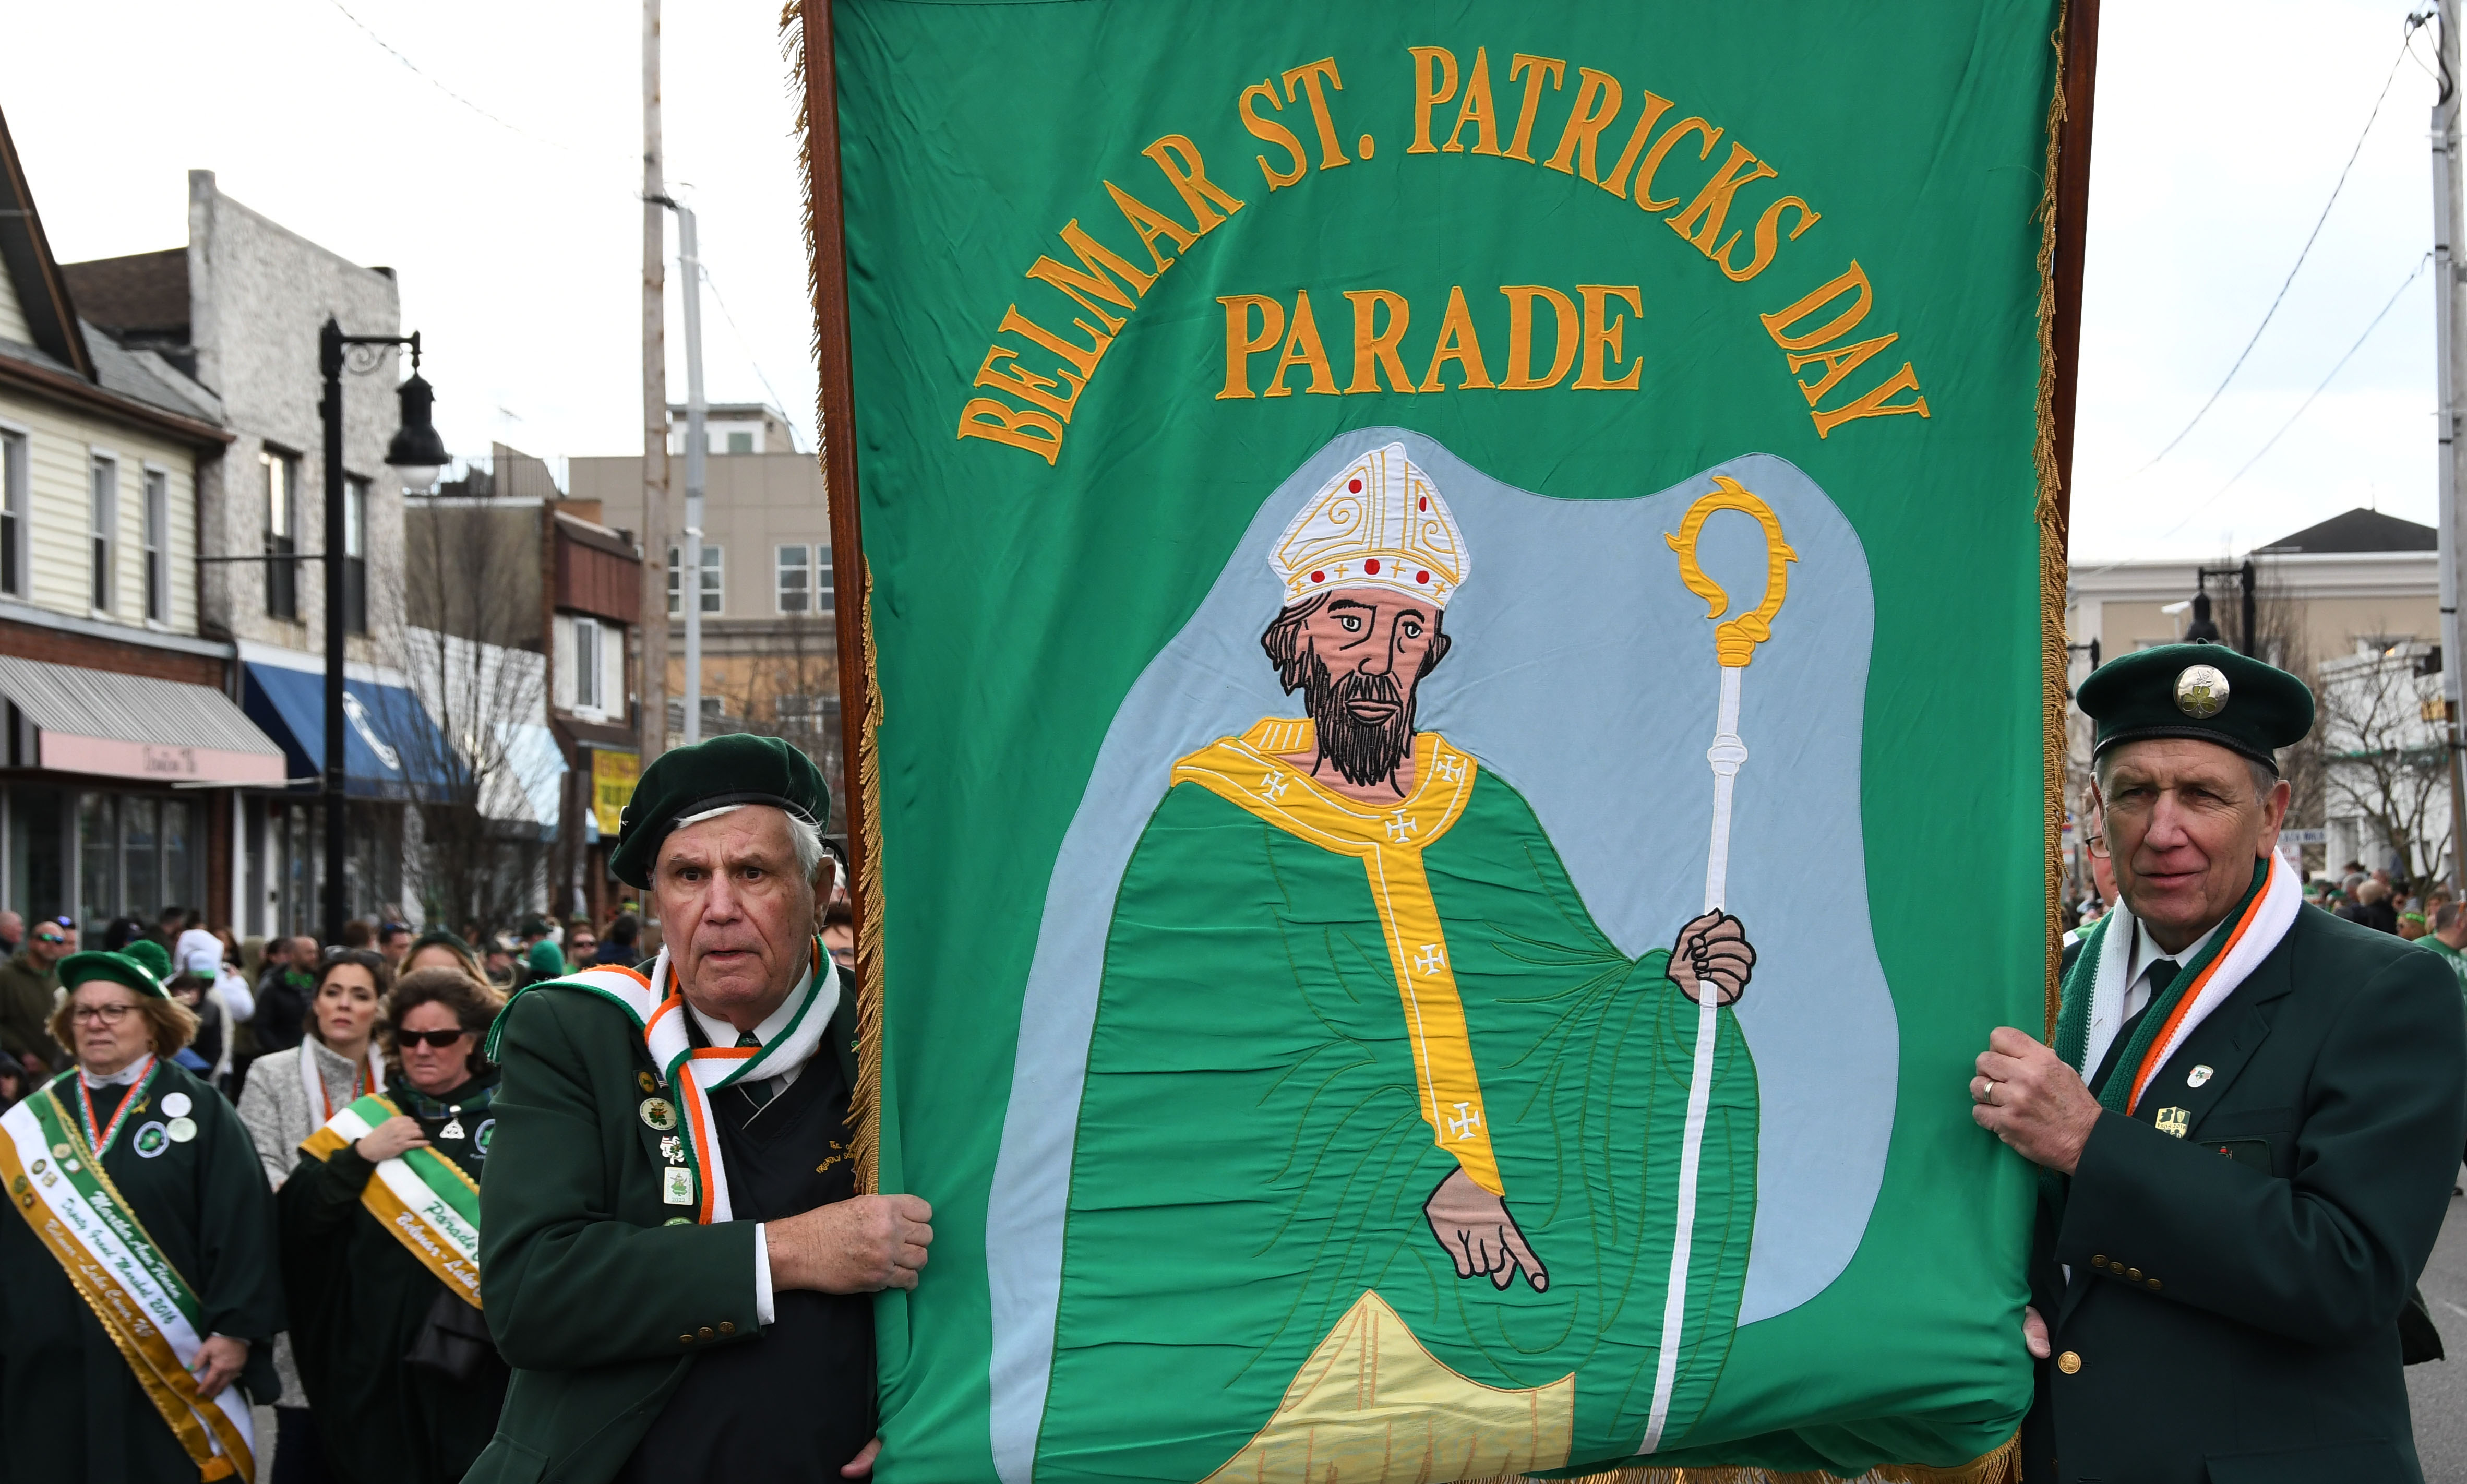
top-left (2158, 931), bottom-right (2300, 1142)
top-left (2053, 928), bottom-right (2301, 1333)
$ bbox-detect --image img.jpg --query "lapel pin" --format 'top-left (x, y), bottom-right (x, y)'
top-left (2187, 1065), bottom-right (2214, 1088)
top-left (2155, 1107), bottom-right (2190, 1138)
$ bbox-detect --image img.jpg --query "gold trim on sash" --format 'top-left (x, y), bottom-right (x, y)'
top-left (1172, 720), bottom-right (1501, 1194)
top-left (1, 1100), bottom-right (249, 1479)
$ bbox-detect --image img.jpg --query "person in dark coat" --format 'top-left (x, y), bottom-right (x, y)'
top-left (281, 966), bottom-right (510, 1484)
top-left (254, 935), bottom-right (320, 1057)
top-left (462, 735), bottom-right (924, 1484)
top-left (0, 947), bottom-right (285, 1482)
top-left (1975, 644), bottom-right (2467, 1484)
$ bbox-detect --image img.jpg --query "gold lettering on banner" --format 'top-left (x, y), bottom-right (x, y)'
top-left (956, 43), bottom-right (1933, 462)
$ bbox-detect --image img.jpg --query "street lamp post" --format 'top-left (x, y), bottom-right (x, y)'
top-left (319, 318), bottom-right (445, 944)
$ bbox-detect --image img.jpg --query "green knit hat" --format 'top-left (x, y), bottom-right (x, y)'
top-left (2076, 641), bottom-right (2314, 771)
top-left (608, 733), bottom-right (830, 888)
top-left (59, 948), bottom-right (171, 1000)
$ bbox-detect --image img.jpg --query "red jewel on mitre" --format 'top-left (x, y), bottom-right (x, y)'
top-left (1311, 570), bottom-right (1325, 583)
top-left (1364, 558), bottom-right (1380, 575)
top-left (1348, 477), bottom-right (1362, 493)
top-left (1416, 570), bottom-right (1429, 583)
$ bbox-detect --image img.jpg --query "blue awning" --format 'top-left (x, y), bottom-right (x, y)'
top-left (242, 663), bottom-right (465, 803)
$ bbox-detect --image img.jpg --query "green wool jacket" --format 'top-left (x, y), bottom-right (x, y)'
top-left (463, 967), bottom-right (861, 1484)
top-left (2025, 903), bottom-right (2467, 1484)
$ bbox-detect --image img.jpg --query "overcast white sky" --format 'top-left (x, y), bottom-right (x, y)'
top-left (3, 2), bottom-right (2450, 564)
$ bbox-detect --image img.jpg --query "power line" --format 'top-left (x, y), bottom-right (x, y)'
top-left (2135, 26), bottom-right (2422, 472)
top-left (699, 262), bottom-right (808, 448)
top-left (2079, 253), bottom-right (2432, 577)
top-left (322, 0), bottom-right (567, 148)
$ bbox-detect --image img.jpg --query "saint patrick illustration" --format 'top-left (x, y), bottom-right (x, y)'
top-left (1038, 442), bottom-right (1765, 1483)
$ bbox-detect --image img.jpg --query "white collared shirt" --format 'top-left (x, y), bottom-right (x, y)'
top-left (2123, 917), bottom-right (2224, 1021)
top-left (684, 962), bottom-right (820, 1330)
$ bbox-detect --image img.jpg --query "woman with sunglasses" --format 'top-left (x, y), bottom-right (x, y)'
top-left (0, 947), bottom-right (284, 1480)
top-left (236, 946), bottom-right (392, 1483)
top-left (279, 967), bottom-right (509, 1484)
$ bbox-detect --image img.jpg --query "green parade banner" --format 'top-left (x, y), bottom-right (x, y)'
top-left (793, 3), bottom-right (2087, 1479)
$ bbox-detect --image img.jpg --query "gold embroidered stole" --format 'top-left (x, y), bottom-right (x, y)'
top-left (1171, 719), bottom-right (1502, 1195)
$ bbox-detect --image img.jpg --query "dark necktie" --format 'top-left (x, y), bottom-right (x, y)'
top-left (2091, 959), bottom-right (2178, 1095)
top-left (736, 1031), bottom-right (776, 1109)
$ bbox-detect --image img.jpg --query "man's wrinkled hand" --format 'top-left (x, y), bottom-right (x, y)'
top-left (1422, 1168), bottom-right (1547, 1293)
top-left (768, 1193), bottom-right (934, 1294)
top-left (1669, 911), bottom-right (1755, 1007)
top-left (1972, 1026), bottom-right (2101, 1174)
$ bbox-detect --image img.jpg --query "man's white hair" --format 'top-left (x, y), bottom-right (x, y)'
top-left (672, 803), bottom-right (828, 883)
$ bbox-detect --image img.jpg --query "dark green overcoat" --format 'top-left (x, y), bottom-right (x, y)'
top-left (280, 1071), bottom-right (508, 1484)
top-left (0, 1060), bottom-right (284, 1483)
top-left (462, 971), bottom-right (860, 1484)
top-left (2025, 903), bottom-right (2467, 1484)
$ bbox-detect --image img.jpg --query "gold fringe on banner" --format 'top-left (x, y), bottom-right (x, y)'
top-left (784, 0), bottom-right (887, 1192)
top-left (1448, 1429), bottom-right (2020, 1484)
top-left (848, 557), bottom-right (887, 1192)
top-left (2033, 1), bottom-right (2074, 1038)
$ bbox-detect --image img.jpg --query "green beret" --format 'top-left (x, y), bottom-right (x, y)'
top-left (2076, 641), bottom-right (2314, 771)
top-left (608, 733), bottom-right (831, 888)
top-left (124, 939), bottom-right (173, 983)
top-left (59, 949), bottom-right (170, 1000)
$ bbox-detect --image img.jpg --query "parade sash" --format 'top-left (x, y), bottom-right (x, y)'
top-left (298, 1094), bottom-right (484, 1308)
top-left (486, 940), bottom-right (833, 1224)
top-left (1, 1083), bottom-right (254, 1480)
top-left (2056, 852), bottom-right (2301, 1115)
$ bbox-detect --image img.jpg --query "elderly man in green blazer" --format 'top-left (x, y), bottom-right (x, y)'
top-left (1975, 643), bottom-right (2467, 1484)
top-left (466, 735), bottom-right (931, 1484)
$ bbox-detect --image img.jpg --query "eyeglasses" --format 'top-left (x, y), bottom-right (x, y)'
top-left (2083, 834), bottom-right (2109, 860)
top-left (396, 1027), bottom-right (471, 1049)
top-left (71, 1003), bottom-right (138, 1025)
top-left (33, 932), bottom-right (65, 945)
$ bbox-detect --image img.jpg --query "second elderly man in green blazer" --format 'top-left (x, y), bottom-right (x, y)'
top-left (465, 735), bottom-right (932, 1484)
top-left (1975, 643), bottom-right (2467, 1484)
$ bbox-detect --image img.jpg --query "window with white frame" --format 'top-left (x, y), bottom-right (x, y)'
top-left (667, 544), bottom-right (722, 615)
top-left (262, 449), bottom-right (298, 620)
top-left (88, 455), bottom-right (117, 614)
top-left (343, 476), bottom-right (369, 635)
top-left (0, 429), bottom-right (25, 599)
top-left (776, 544), bottom-right (810, 613)
top-left (573, 617), bottom-right (603, 710)
top-left (142, 469), bottom-right (168, 623)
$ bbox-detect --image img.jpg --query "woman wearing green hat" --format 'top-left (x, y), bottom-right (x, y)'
top-left (0, 946), bottom-right (285, 1480)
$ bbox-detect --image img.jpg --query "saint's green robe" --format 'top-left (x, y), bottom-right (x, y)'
top-left (1038, 722), bottom-right (1759, 1482)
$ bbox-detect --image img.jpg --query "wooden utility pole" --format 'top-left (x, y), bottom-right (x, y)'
top-left (639, 0), bottom-right (672, 772)
top-left (2436, 0), bottom-right (2467, 886)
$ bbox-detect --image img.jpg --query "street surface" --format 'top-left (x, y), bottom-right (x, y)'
top-left (2415, 1181), bottom-right (2467, 1480)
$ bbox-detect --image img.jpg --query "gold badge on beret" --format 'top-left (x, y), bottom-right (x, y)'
top-left (2174, 664), bottom-right (2230, 719)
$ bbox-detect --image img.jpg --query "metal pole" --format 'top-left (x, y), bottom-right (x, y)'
top-left (679, 205), bottom-right (706, 745)
top-left (2239, 559), bottom-right (2255, 660)
top-left (639, 0), bottom-right (672, 768)
top-left (2435, 0), bottom-right (2467, 887)
top-left (319, 318), bottom-right (349, 946)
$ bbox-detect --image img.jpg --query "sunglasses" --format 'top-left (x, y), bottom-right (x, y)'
top-left (33, 932), bottom-right (65, 944)
top-left (396, 1028), bottom-right (472, 1049)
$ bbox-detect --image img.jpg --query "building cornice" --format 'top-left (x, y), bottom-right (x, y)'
top-left (2068, 550), bottom-right (2436, 604)
top-left (0, 350), bottom-right (232, 447)
top-left (0, 599), bottom-right (236, 660)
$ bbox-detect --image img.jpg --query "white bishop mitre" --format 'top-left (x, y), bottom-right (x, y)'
top-left (1268, 443), bottom-right (1469, 608)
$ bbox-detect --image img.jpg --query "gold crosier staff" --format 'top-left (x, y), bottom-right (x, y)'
top-left (1641, 475), bottom-right (1796, 1453)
